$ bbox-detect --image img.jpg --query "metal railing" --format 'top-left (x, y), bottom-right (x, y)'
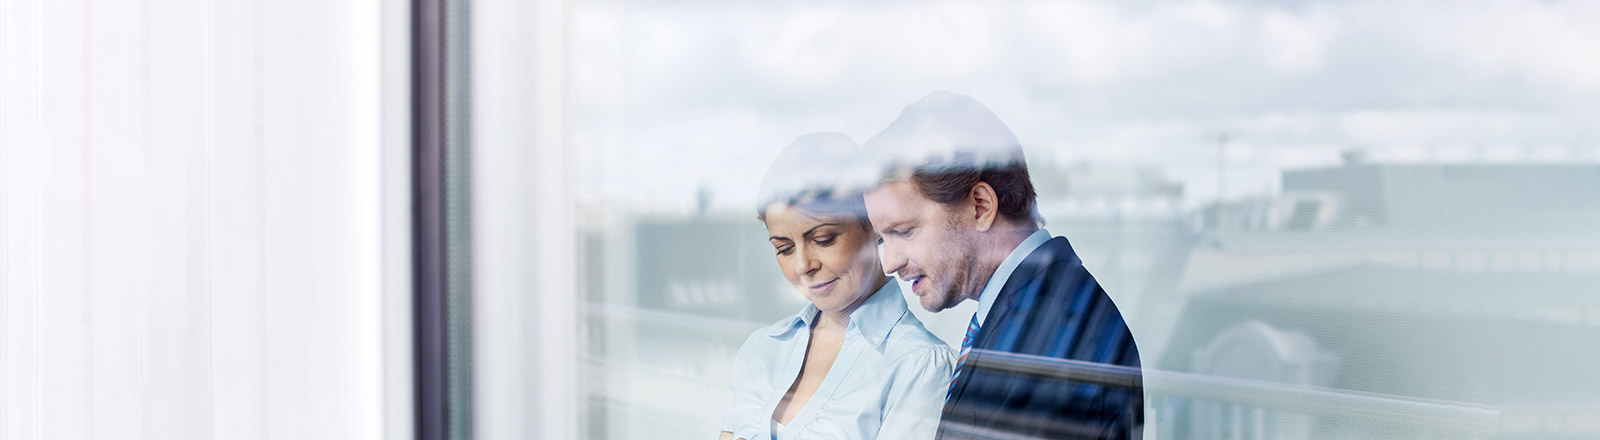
top-left (579, 304), bottom-right (1505, 438)
top-left (967, 348), bottom-right (1500, 436)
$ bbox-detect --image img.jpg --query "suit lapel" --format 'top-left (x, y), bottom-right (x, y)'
top-left (944, 238), bottom-right (1064, 415)
top-left (974, 237), bottom-right (1066, 353)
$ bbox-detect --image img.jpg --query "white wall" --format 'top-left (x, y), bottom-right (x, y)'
top-left (0, 0), bottom-right (410, 439)
top-left (470, 0), bottom-right (576, 439)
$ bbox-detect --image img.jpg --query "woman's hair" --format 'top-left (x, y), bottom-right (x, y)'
top-left (755, 189), bottom-right (874, 232)
top-left (755, 132), bottom-right (877, 232)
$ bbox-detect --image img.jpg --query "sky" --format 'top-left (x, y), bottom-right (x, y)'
top-left (565, 0), bottom-right (1600, 213)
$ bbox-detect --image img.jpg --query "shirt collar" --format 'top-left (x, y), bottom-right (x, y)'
top-left (770, 301), bottom-right (821, 338)
top-left (849, 281), bottom-right (907, 349)
top-left (768, 280), bottom-right (907, 350)
top-left (974, 229), bottom-right (1052, 327)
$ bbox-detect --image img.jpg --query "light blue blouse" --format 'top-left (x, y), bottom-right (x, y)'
top-left (720, 281), bottom-right (956, 440)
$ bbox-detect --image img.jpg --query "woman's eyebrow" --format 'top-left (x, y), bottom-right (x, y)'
top-left (768, 235), bottom-right (792, 242)
top-left (801, 223), bottom-right (840, 239)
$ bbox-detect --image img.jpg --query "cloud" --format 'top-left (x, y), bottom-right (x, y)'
top-left (565, 0), bottom-right (1600, 211)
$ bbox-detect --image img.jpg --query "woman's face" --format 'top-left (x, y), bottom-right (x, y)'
top-left (763, 203), bottom-right (883, 314)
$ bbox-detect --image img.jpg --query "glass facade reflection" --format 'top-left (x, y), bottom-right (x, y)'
top-left (506, 1), bottom-right (1600, 438)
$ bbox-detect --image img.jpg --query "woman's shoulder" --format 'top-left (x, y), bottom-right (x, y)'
top-left (880, 320), bottom-right (957, 383)
top-left (883, 313), bottom-right (956, 362)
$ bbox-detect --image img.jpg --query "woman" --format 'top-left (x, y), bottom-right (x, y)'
top-left (718, 133), bottom-right (955, 440)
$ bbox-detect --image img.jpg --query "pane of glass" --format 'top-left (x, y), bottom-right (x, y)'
top-left (474, 1), bottom-right (1600, 439)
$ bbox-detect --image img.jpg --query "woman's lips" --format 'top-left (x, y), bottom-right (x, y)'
top-left (809, 277), bottom-right (839, 294)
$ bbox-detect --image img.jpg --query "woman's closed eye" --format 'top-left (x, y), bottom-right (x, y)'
top-left (813, 234), bottom-right (837, 246)
top-left (770, 238), bottom-right (795, 256)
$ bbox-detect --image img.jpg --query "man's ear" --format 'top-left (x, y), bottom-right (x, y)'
top-left (969, 181), bottom-right (1000, 232)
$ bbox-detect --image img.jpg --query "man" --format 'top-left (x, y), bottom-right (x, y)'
top-left (862, 91), bottom-right (1142, 439)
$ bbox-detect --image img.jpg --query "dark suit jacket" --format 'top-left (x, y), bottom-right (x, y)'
top-left (937, 236), bottom-right (1143, 440)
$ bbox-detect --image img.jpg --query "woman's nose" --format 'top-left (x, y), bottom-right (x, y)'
top-left (792, 246), bottom-right (820, 275)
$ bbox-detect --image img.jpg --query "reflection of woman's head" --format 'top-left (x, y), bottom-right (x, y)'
top-left (757, 133), bottom-right (885, 314)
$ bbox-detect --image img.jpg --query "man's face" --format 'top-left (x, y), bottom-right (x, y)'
top-left (863, 180), bottom-right (981, 312)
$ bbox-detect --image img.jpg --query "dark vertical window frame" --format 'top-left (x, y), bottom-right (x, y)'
top-left (412, 0), bottom-right (472, 438)
top-left (443, 0), bottom-right (475, 437)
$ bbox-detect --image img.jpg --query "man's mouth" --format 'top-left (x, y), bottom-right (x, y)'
top-left (907, 275), bottom-right (926, 293)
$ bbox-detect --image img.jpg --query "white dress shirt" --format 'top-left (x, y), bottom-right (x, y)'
top-left (973, 229), bottom-right (1053, 327)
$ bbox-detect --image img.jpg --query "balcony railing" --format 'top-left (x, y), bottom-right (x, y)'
top-left (581, 303), bottom-right (1504, 439)
top-left (967, 348), bottom-right (1500, 439)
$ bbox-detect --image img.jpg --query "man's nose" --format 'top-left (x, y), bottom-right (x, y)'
top-left (880, 241), bottom-right (907, 276)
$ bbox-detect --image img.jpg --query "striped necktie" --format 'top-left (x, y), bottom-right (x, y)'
top-left (946, 313), bottom-right (981, 402)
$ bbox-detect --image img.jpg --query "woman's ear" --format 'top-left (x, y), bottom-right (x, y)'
top-left (970, 181), bottom-right (1000, 232)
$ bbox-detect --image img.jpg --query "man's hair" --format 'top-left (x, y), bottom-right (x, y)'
top-left (860, 91), bottom-right (1041, 226)
top-left (908, 160), bottom-right (1040, 226)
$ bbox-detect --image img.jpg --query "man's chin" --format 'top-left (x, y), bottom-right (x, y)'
top-left (918, 294), bottom-right (953, 313)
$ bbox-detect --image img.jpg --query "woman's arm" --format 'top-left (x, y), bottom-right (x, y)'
top-left (877, 345), bottom-right (958, 439)
top-left (719, 331), bottom-right (764, 440)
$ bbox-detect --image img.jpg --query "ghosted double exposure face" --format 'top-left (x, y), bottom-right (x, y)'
top-left (763, 203), bottom-right (883, 314)
top-left (864, 180), bottom-right (982, 313)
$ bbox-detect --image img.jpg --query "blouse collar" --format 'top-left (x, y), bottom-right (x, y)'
top-left (768, 280), bottom-right (907, 350)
